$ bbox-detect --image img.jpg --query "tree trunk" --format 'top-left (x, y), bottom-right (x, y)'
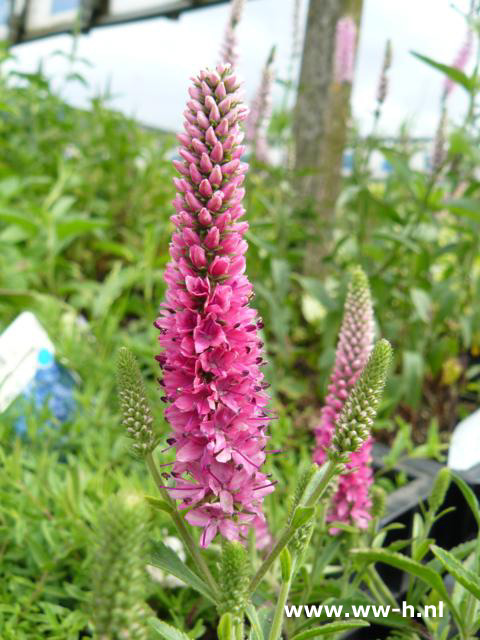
top-left (293, 0), bottom-right (364, 275)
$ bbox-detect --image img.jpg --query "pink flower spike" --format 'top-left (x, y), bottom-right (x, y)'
top-left (246, 46), bottom-right (275, 163)
top-left (313, 267), bottom-right (375, 530)
top-left (218, 0), bottom-right (245, 68)
top-left (156, 64), bottom-right (273, 547)
top-left (333, 15), bottom-right (357, 84)
top-left (444, 29), bottom-right (473, 98)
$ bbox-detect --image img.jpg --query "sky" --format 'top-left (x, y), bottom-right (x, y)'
top-left (6, 0), bottom-right (475, 137)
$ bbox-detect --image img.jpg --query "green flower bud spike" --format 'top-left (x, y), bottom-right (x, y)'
top-left (91, 492), bottom-right (151, 639)
top-left (218, 540), bottom-right (251, 621)
top-left (331, 339), bottom-right (393, 459)
top-left (117, 347), bottom-right (160, 457)
top-left (287, 468), bottom-right (316, 557)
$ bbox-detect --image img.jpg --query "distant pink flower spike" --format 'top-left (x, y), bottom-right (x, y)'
top-left (246, 47), bottom-right (275, 163)
top-left (314, 267), bottom-right (374, 530)
top-left (219, 0), bottom-right (245, 68)
top-left (156, 64), bottom-right (274, 548)
top-left (444, 30), bottom-right (473, 98)
top-left (333, 15), bottom-right (357, 84)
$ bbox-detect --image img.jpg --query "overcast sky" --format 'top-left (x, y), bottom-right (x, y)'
top-left (8, 0), bottom-right (474, 137)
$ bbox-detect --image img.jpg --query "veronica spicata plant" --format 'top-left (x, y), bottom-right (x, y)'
top-left (111, 64), bottom-right (393, 640)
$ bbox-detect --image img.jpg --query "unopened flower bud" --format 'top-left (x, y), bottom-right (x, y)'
top-left (371, 486), bottom-right (387, 519)
top-left (332, 339), bottom-right (393, 456)
top-left (90, 493), bottom-right (151, 638)
top-left (117, 347), bottom-right (159, 457)
top-left (218, 540), bottom-right (251, 620)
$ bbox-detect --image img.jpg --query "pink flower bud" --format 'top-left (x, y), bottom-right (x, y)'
top-left (206, 126), bottom-right (218, 147)
top-left (209, 165), bottom-right (222, 187)
top-left (188, 99), bottom-right (204, 112)
top-left (207, 192), bottom-right (224, 212)
top-left (210, 142), bottom-right (224, 164)
top-left (185, 191), bottom-right (202, 212)
top-left (222, 159), bottom-right (240, 175)
top-left (219, 97), bottom-right (232, 115)
top-left (189, 163), bottom-right (202, 184)
top-left (179, 149), bottom-right (197, 165)
top-left (215, 211), bottom-right (231, 230)
top-left (192, 138), bottom-right (208, 155)
top-left (177, 133), bottom-right (191, 147)
top-left (215, 82), bottom-right (227, 100)
top-left (209, 256), bottom-right (229, 276)
top-left (188, 86), bottom-right (202, 100)
top-left (221, 182), bottom-right (237, 200)
top-left (200, 152), bottom-right (213, 173)
top-left (216, 119), bottom-right (229, 136)
top-left (199, 179), bottom-right (213, 198)
top-left (196, 110), bottom-right (210, 130)
top-left (201, 80), bottom-right (212, 96)
top-left (205, 226), bottom-right (220, 249)
top-left (173, 160), bottom-right (189, 176)
top-left (223, 135), bottom-right (236, 151)
top-left (198, 208), bottom-right (213, 226)
top-left (190, 245), bottom-right (207, 268)
top-left (185, 124), bottom-right (203, 139)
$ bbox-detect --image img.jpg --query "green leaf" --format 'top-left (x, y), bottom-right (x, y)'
top-left (291, 620), bottom-right (369, 640)
top-left (56, 217), bottom-right (108, 240)
top-left (144, 495), bottom-right (175, 515)
top-left (446, 198), bottom-right (480, 222)
top-left (350, 548), bottom-right (449, 600)
top-left (451, 473), bottom-right (480, 527)
top-left (217, 613), bottom-right (233, 640)
top-left (301, 294), bottom-right (327, 325)
top-left (326, 521), bottom-right (358, 534)
top-left (92, 263), bottom-right (139, 318)
top-left (290, 506), bottom-right (315, 530)
top-left (280, 547), bottom-right (292, 582)
top-left (150, 619), bottom-right (191, 640)
top-left (0, 207), bottom-right (38, 234)
top-left (245, 604), bottom-right (265, 640)
top-left (150, 542), bottom-right (215, 603)
top-left (431, 545), bottom-right (480, 600)
top-left (402, 351), bottom-right (424, 408)
top-left (411, 51), bottom-right (474, 92)
top-left (411, 288), bottom-right (431, 323)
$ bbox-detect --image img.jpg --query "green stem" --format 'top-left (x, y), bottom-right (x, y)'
top-left (305, 460), bottom-right (339, 507)
top-left (268, 562), bottom-right (296, 640)
top-left (249, 460), bottom-right (340, 596)
top-left (248, 523), bottom-right (299, 596)
top-left (145, 453), bottom-right (219, 599)
top-left (234, 617), bottom-right (244, 640)
top-left (367, 566), bottom-right (397, 609)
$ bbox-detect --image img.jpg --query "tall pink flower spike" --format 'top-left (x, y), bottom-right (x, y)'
top-left (246, 46), bottom-right (276, 163)
top-left (313, 267), bottom-right (375, 531)
top-left (155, 64), bottom-right (274, 549)
top-left (333, 15), bottom-right (357, 85)
top-left (219, 0), bottom-right (245, 68)
top-left (443, 29), bottom-right (473, 98)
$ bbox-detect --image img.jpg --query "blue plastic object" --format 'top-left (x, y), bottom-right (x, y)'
top-left (14, 349), bottom-right (76, 435)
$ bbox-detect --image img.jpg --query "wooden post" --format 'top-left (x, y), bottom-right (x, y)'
top-left (293, 0), bottom-right (364, 275)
